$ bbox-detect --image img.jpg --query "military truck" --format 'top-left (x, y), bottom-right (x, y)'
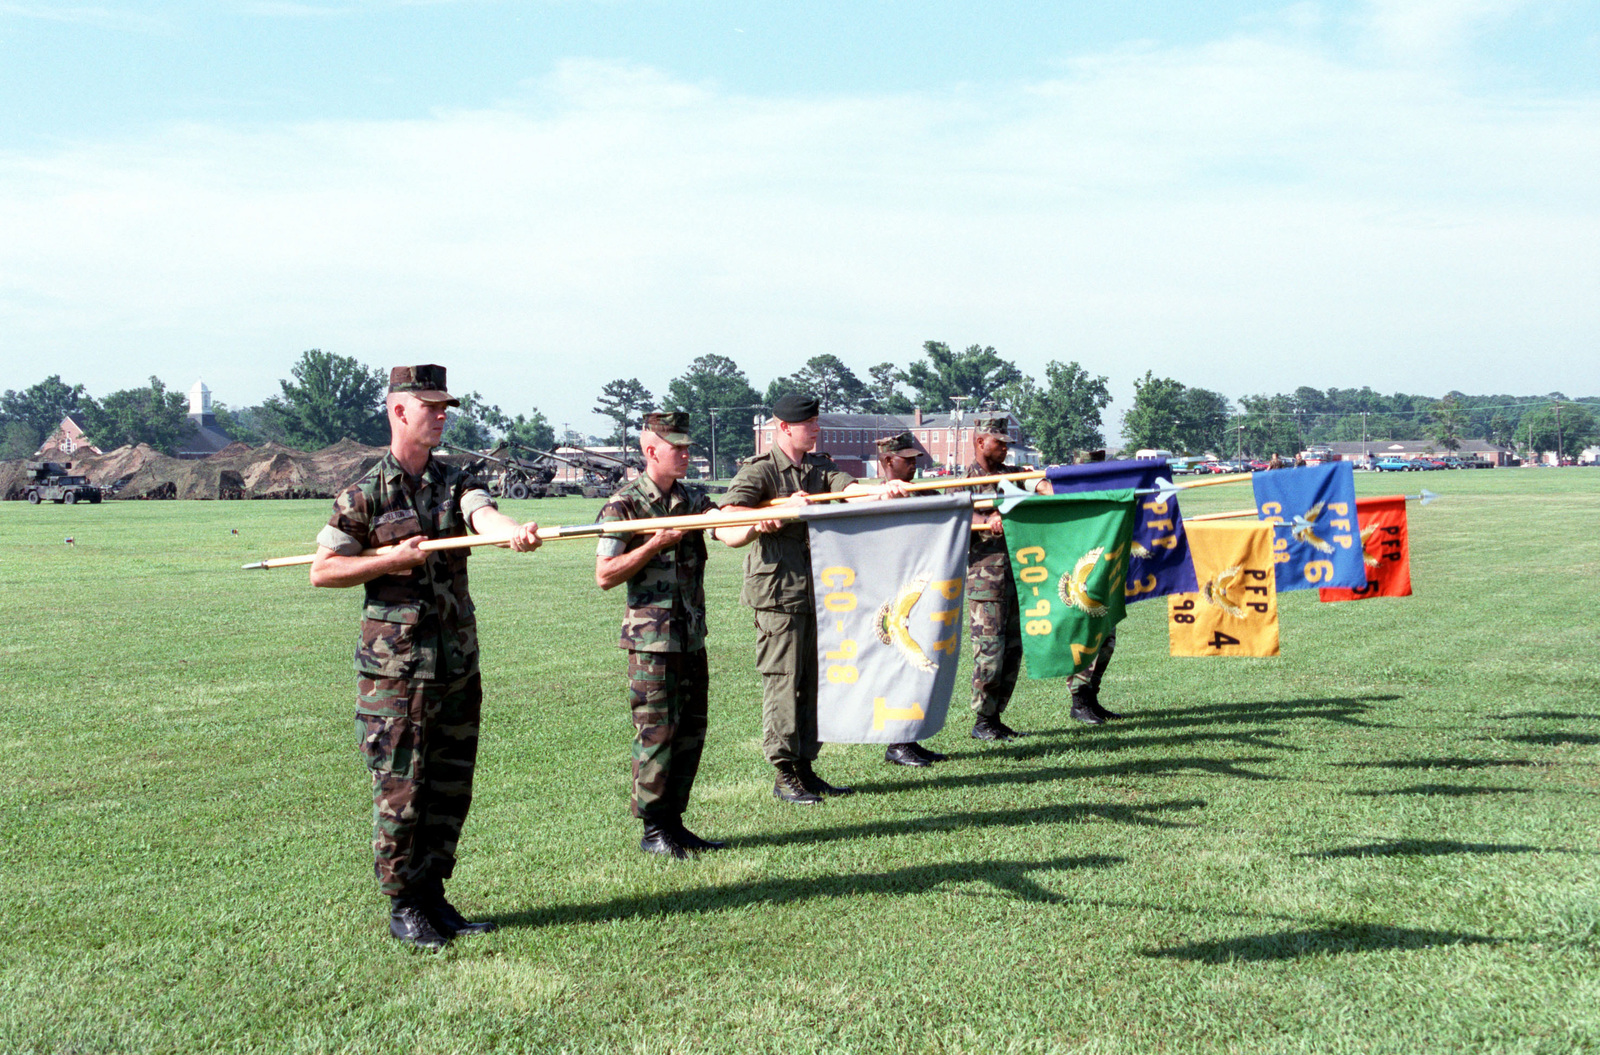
top-left (23, 461), bottom-right (103, 504)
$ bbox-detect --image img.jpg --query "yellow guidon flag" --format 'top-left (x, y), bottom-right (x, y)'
top-left (1168, 520), bottom-right (1279, 658)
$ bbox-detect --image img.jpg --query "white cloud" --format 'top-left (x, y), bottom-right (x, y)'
top-left (1355, 0), bottom-right (1534, 60)
top-left (0, 42), bottom-right (1596, 431)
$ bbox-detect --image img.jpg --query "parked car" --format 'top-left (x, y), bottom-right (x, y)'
top-left (1374, 458), bottom-right (1412, 472)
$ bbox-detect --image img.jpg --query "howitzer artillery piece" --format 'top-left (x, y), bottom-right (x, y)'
top-left (21, 461), bottom-right (103, 505)
top-left (436, 442), bottom-right (643, 499)
top-left (436, 444), bottom-right (562, 499)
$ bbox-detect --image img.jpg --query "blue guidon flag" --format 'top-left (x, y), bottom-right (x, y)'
top-left (801, 493), bottom-right (974, 744)
top-left (1046, 458), bottom-right (1198, 602)
top-left (1249, 462), bottom-right (1368, 592)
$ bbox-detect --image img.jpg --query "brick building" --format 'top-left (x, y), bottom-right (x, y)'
top-left (753, 410), bottom-right (1024, 478)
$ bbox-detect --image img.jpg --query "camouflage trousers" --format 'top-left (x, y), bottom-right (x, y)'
top-left (969, 593), bottom-right (1023, 718)
top-left (355, 671), bottom-right (481, 898)
top-left (752, 608), bottom-right (819, 764)
top-left (1068, 630), bottom-right (1117, 698)
top-left (627, 649), bottom-right (709, 821)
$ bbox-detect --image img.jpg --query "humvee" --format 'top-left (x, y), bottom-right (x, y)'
top-left (23, 461), bottom-right (103, 504)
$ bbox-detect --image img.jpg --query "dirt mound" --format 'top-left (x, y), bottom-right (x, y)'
top-left (0, 440), bottom-right (388, 500)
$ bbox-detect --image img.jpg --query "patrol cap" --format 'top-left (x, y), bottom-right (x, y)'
top-left (772, 393), bottom-right (820, 422)
top-left (875, 431), bottom-right (920, 458)
top-left (974, 417), bottom-right (1010, 439)
top-left (1073, 448), bottom-right (1107, 464)
top-left (642, 411), bottom-right (692, 446)
top-left (388, 364), bottom-right (460, 407)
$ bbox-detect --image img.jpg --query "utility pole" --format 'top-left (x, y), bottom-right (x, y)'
top-left (1556, 402), bottom-right (1565, 465)
top-left (949, 396), bottom-right (969, 470)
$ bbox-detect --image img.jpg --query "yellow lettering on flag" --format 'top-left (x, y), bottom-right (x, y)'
top-left (873, 697), bottom-right (927, 730)
top-left (1169, 521), bottom-right (1279, 657)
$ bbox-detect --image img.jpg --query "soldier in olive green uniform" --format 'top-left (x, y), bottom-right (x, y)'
top-left (595, 412), bottom-right (724, 858)
top-left (714, 393), bottom-right (858, 805)
top-left (875, 430), bottom-right (951, 768)
top-left (311, 365), bottom-right (542, 950)
top-left (963, 417), bottom-right (1026, 741)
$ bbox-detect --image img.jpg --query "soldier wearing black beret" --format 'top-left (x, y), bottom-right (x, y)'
top-left (713, 393), bottom-right (860, 804)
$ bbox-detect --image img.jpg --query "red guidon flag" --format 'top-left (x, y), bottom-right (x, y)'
top-left (1319, 495), bottom-right (1412, 602)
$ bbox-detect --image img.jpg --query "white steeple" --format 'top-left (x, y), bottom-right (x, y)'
top-left (189, 380), bottom-right (212, 417)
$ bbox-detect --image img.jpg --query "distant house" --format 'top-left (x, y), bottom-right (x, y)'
top-left (36, 414), bottom-right (101, 459)
top-left (176, 380), bottom-right (235, 459)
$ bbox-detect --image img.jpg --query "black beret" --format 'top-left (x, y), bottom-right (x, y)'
top-left (772, 393), bottom-right (820, 423)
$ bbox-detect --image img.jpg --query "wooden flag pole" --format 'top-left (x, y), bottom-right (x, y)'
top-left (240, 500), bottom-right (911, 571)
top-left (1182, 488), bottom-right (1439, 526)
top-left (758, 469), bottom-right (1048, 507)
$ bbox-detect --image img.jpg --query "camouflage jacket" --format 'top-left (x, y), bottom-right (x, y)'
top-left (963, 459), bottom-right (1019, 601)
top-left (317, 452), bottom-right (497, 680)
top-left (720, 446), bottom-right (854, 613)
top-left (598, 474), bottom-right (715, 652)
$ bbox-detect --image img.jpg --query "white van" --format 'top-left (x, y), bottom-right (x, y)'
top-left (1134, 449), bottom-right (1174, 461)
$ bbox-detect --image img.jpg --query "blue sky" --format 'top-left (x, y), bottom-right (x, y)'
top-left (2, 0), bottom-right (1597, 438)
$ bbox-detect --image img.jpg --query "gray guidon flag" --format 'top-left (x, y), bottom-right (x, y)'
top-left (801, 492), bottom-right (973, 744)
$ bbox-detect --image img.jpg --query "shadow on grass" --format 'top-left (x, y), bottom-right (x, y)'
top-left (1297, 839), bottom-right (1543, 860)
top-left (1131, 694), bottom-right (1399, 730)
top-left (998, 727), bottom-right (1299, 762)
top-left (1143, 924), bottom-right (1500, 963)
top-left (1348, 783), bottom-right (1536, 797)
top-left (494, 853), bottom-right (1123, 929)
top-left (857, 756), bottom-right (1282, 796)
top-left (732, 798), bottom-right (1209, 850)
top-left (1492, 711), bottom-right (1599, 721)
top-left (1334, 757), bottom-right (1545, 771)
top-left (1495, 733), bottom-right (1600, 746)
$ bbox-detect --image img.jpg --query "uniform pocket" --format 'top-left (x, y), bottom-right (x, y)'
top-left (355, 615), bottom-right (420, 678)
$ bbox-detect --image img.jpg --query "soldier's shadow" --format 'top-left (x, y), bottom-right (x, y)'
top-left (995, 726), bottom-right (1299, 762)
top-left (726, 797), bottom-right (1207, 851)
top-left (492, 852), bottom-right (1122, 930)
top-left (857, 756), bottom-right (1281, 796)
top-left (1143, 924), bottom-right (1501, 963)
top-left (989, 694), bottom-right (1396, 761)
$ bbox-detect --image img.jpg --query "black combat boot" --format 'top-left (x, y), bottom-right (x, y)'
top-left (417, 879), bottom-right (497, 936)
top-left (971, 714), bottom-right (1019, 741)
top-left (671, 817), bottom-right (726, 852)
top-left (910, 742), bottom-right (949, 763)
top-left (389, 897), bottom-right (451, 950)
top-left (1087, 690), bottom-right (1124, 722)
top-left (796, 759), bottom-right (854, 796)
top-left (640, 820), bottom-right (692, 858)
top-left (884, 742), bottom-right (931, 767)
top-left (772, 761), bottom-right (823, 805)
top-left (1069, 693), bottom-right (1106, 725)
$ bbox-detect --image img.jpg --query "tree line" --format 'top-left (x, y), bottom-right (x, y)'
top-left (4, 345), bottom-right (1594, 465)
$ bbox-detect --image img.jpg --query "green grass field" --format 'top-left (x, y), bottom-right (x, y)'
top-left (2, 469), bottom-right (1597, 1054)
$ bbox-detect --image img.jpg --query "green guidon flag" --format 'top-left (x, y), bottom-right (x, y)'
top-left (1000, 490), bottom-right (1140, 679)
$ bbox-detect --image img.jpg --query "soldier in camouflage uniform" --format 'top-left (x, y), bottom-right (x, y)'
top-left (963, 417), bottom-right (1026, 741)
top-left (311, 364), bottom-right (542, 950)
top-left (595, 412), bottom-right (723, 858)
top-left (875, 431), bottom-right (951, 768)
top-left (715, 393), bottom-right (907, 804)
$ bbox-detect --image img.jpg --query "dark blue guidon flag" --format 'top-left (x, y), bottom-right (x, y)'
top-left (1249, 462), bottom-right (1367, 592)
top-left (1047, 459), bottom-right (1197, 602)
